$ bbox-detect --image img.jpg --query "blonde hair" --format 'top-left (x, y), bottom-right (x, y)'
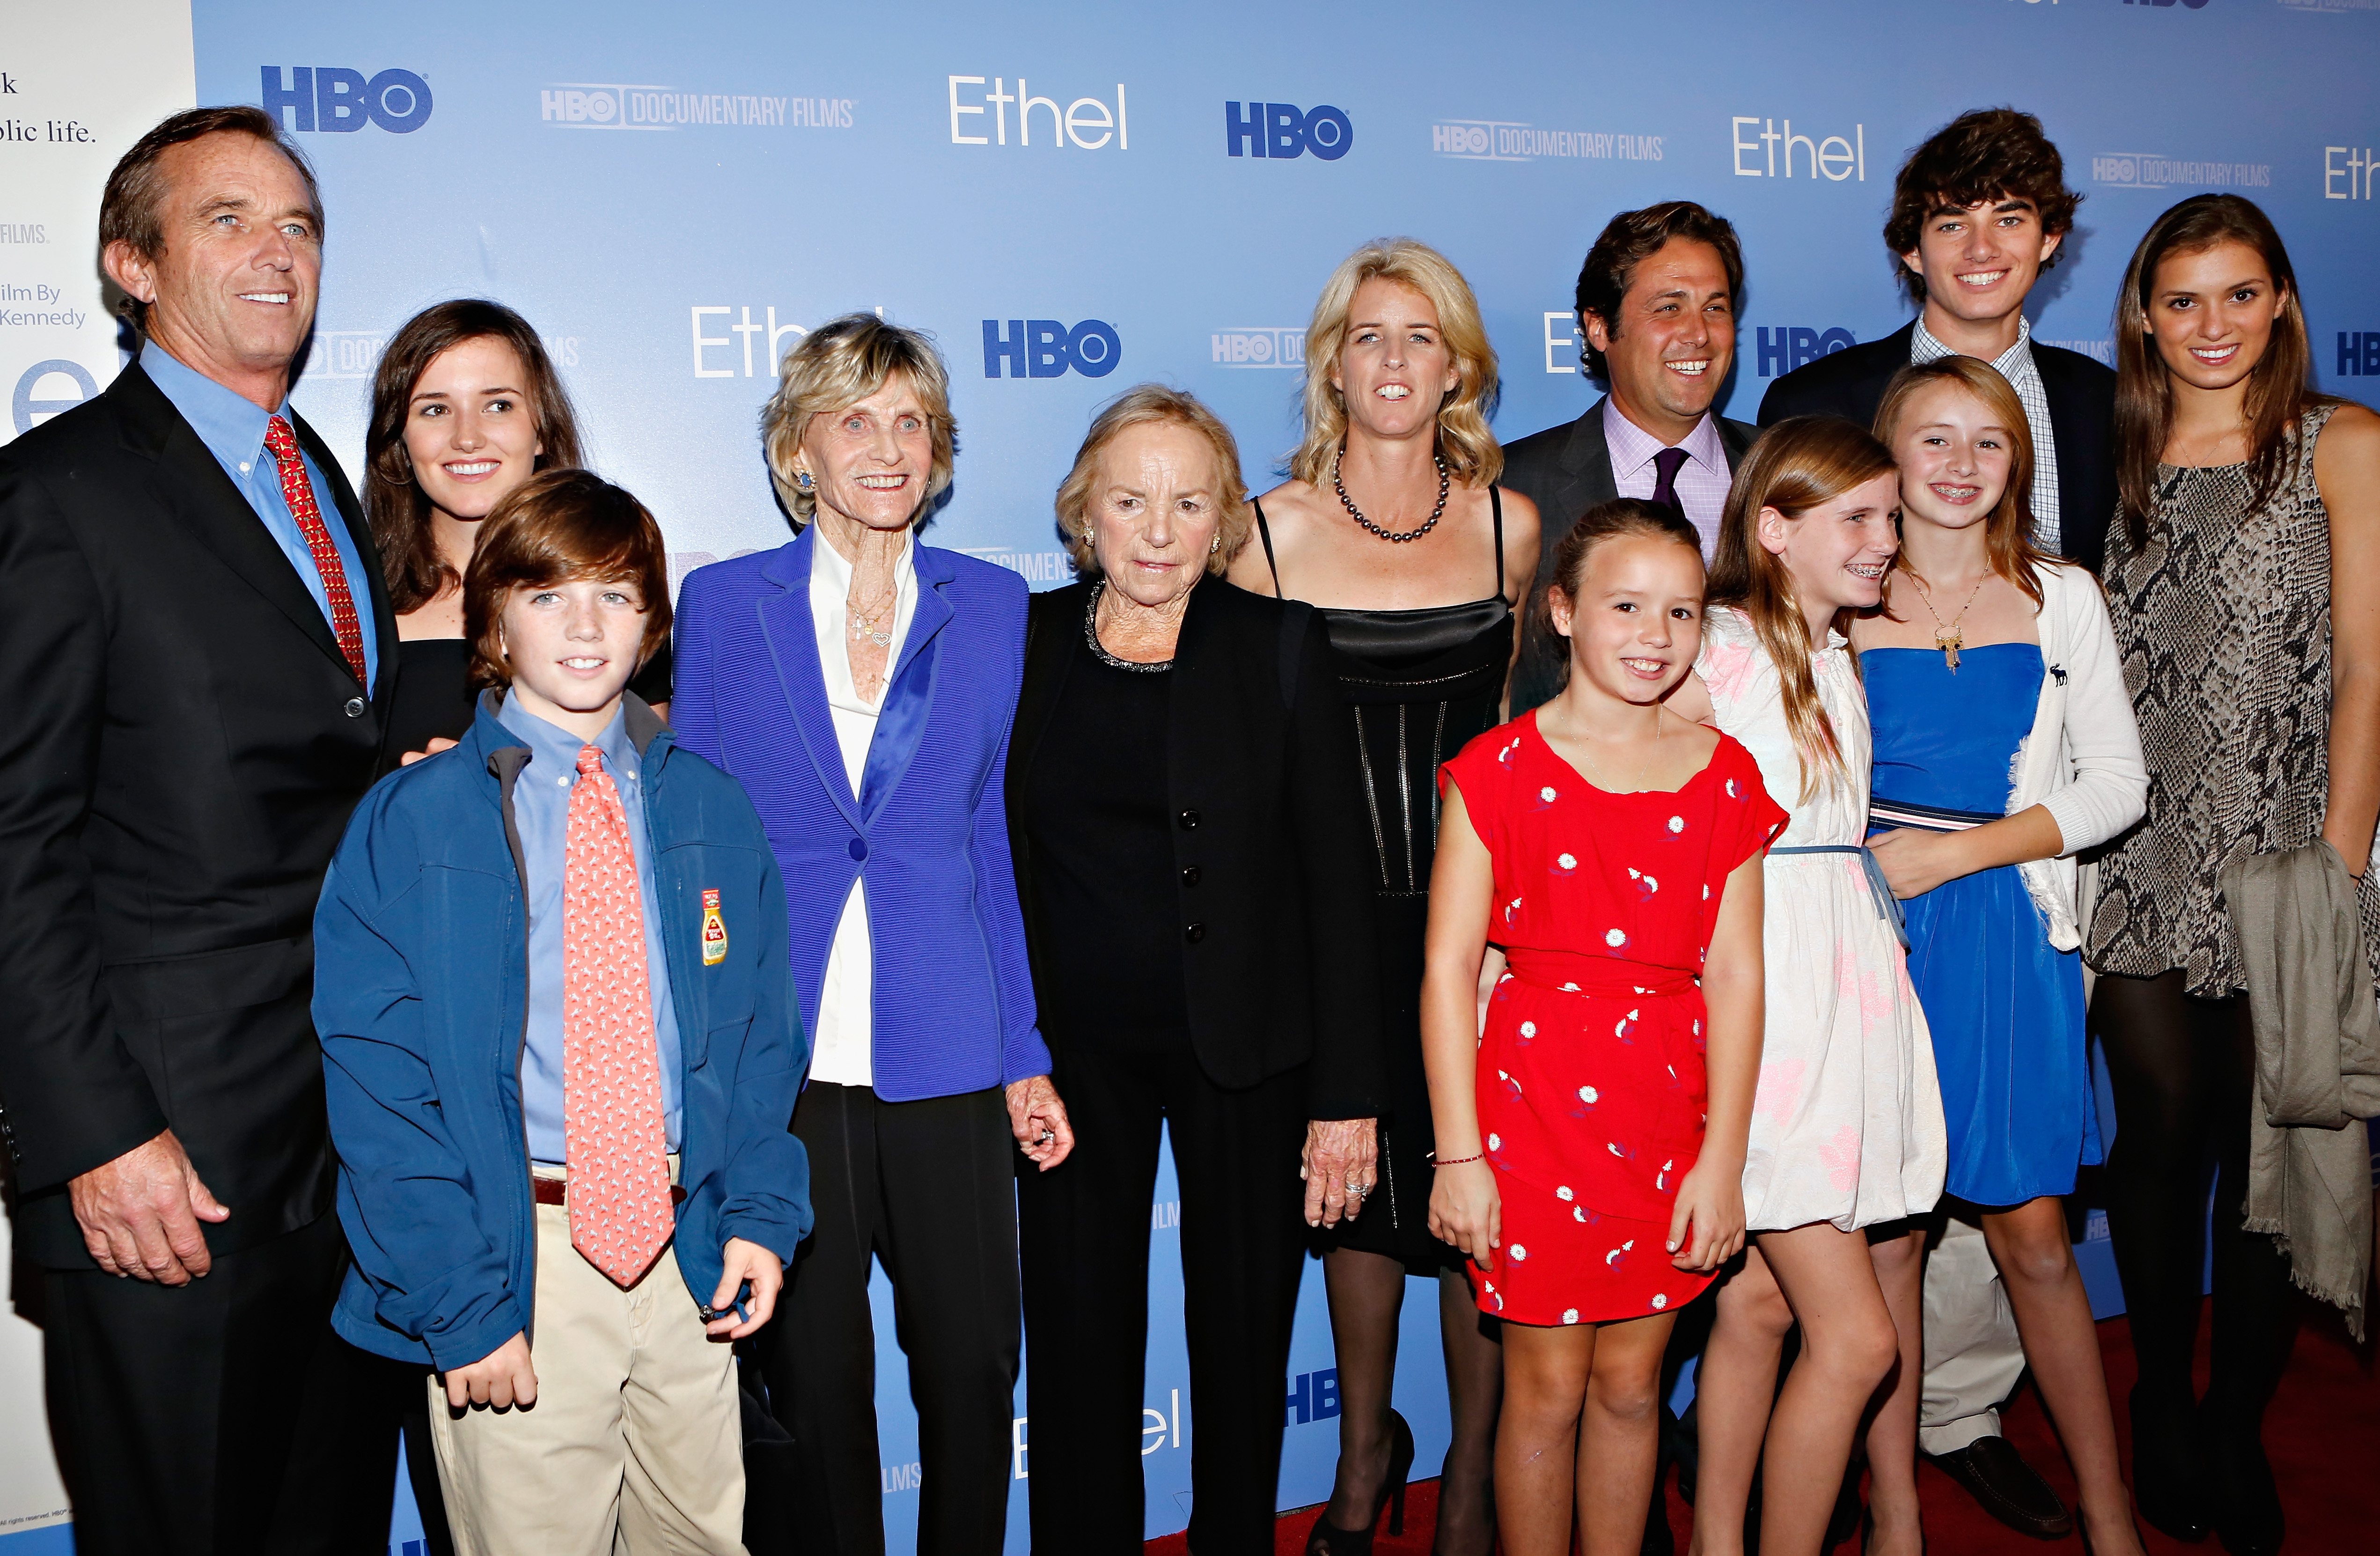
top-left (1289, 238), bottom-right (1502, 490)
top-left (1872, 357), bottom-right (2049, 611)
top-left (1708, 416), bottom-right (1898, 800)
top-left (1055, 385), bottom-right (1253, 576)
top-left (759, 314), bottom-right (955, 524)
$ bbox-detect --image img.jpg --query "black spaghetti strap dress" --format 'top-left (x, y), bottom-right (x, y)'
top-left (1255, 490), bottom-right (1514, 1268)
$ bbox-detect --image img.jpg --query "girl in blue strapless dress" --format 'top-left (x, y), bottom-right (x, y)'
top-left (1853, 359), bottom-right (2152, 1556)
top-left (1867, 641), bottom-right (2098, 1204)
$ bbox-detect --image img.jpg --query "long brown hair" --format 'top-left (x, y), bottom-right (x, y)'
top-left (2112, 194), bottom-right (2327, 551)
top-left (1709, 416), bottom-right (1897, 800)
top-left (366, 300), bottom-right (586, 614)
top-left (1873, 357), bottom-right (2049, 611)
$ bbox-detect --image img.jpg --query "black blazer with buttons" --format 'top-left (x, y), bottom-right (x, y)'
top-left (1005, 577), bottom-right (1385, 1120)
top-left (1756, 321), bottom-right (2118, 576)
top-left (0, 360), bottom-right (398, 1266)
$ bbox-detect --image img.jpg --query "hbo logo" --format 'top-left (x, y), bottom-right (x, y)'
top-left (1225, 102), bottom-right (1353, 161)
top-left (984, 319), bottom-right (1122, 380)
top-left (260, 67), bottom-right (433, 134)
top-left (1755, 326), bottom-right (1856, 377)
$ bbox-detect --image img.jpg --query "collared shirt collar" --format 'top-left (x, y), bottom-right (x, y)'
top-left (495, 693), bottom-right (638, 785)
top-left (1601, 396), bottom-right (1727, 479)
top-left (1910, 312), bottom-right (2037, 383)
top-left (141, 342), bottom-right (286, 476)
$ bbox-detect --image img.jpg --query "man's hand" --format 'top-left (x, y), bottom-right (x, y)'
top-left (442, 1333), bottom-right (537, 1409)
top-left (399, 736), bottom-right (460, 767)
top-left (1005, 1075), bottom-right (1074, 1171)
top-left (68, 1129), bottom-right (229, 1284)
top-left (1301, 1117), bottom-right (1379, 1228)
top-left (706, 1237), bottom-right (784, 1340)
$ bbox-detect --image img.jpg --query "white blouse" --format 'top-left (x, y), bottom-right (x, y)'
top-left (804, 528), bottom-right (918, 1087)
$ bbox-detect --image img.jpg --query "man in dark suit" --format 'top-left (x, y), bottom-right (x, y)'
top-left (1759, 108), bottom-right (2114, 1542)
top-left (1760, 107), bottom-right (2116, 577)
top-left (0, 107), bottom-right (400, 1554)
top-left (1503, 200), bottom-right (1760, 715)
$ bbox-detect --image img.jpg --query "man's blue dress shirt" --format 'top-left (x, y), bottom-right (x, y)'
top-left (142, 344), bottom-right (381, 688)
top-left (497, 696), bottom-right (684, 1163)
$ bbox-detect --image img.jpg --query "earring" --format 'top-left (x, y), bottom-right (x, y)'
top-left (795, 470), bottom-right (814, 491)
top-left (1210, 536), bottom-right (1220, 554)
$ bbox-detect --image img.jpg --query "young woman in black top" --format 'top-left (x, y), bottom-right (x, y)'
top-left (365, 298), bottom-right (666, 766)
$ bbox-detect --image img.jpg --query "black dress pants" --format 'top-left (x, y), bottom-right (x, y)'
top-left (754, 1082), bottom-right (1021, 1556)
top-left (41, 1210), bottom-right (403, 1556)
top-left (1018, 1045), bottom-right (1308, 1556)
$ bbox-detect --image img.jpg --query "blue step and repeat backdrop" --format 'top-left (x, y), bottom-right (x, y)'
top-left (6, 0), bottom-right (2380, 1550)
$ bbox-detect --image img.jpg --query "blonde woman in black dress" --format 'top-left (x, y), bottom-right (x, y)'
top-left (1230, 237), bottom-right (1539, 1556)
top-left (2086, 195), bottom-right (2380, 1556)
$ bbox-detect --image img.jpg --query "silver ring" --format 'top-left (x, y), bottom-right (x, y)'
top-left (1349, 1182), bottom-right (1369, 1197)
top-left (1037, 1129), bottom-right (1055, 1145)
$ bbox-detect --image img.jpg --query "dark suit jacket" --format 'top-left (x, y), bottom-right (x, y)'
top-left (1006, 578), bottom-right (1384, 1120)
top-left (0, 361), bottom-right (397, 1267)
top-left (1500, 396), bottom-right (1760, 715)
top-left (1756, 321), bottom-right (2117, 575)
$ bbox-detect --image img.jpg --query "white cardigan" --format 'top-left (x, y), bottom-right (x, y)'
top-left (2005, 561), bottom-right (2148, 950)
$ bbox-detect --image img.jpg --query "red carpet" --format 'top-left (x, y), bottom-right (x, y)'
top-left (1146, 1298), bottom-right (2377, 1554)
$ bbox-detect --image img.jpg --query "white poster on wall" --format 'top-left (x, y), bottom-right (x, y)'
top-left (0, 2), bottom-right (194, 1543)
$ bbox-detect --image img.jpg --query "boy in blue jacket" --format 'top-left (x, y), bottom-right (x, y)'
top-left (314, 469), bottom-right (808, 1555)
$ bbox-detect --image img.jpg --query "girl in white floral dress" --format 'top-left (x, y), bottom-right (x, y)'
top-left (1670, 418), bottom-right (1946, 1556)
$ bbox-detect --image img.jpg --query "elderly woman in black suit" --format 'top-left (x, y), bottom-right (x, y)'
top-left (1010, 385), bottom-right (1387, 1554)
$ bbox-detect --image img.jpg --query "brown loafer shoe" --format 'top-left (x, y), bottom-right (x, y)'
top-left (1927, 1435), bottom-right (2074, 1540)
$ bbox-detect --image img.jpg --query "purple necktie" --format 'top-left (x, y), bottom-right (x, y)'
top-left (1649, 447), bottom-right (1690, 522)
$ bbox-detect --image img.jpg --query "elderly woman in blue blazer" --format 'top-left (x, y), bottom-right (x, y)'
top-left (669, 314), bottom-right (1069, 1555)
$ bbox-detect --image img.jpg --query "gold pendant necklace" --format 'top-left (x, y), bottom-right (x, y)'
top-left (1912, 575), bottom-right (1986, 673)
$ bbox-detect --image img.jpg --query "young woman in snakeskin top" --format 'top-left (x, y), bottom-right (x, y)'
top-left (2087, 194), bottom-right (2380, 1556)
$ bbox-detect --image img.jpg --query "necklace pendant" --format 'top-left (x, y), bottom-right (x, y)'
top-left (869, 630), bottom-right (892, 648)
top-left (1937, 627), bottom-right (1962, 674)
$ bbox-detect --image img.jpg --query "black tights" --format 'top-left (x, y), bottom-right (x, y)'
top-left (2092, 970), bottom-right (2298, 1441)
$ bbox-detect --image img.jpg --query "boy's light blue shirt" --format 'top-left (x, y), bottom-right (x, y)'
top-left (140, 343), bottom-right (382, 688)
top-left (495, 695), bottom-right (684, 1160)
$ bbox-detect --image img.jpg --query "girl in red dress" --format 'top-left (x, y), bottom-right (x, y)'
top-left (1427, 500), bottom-right (1781, 1556)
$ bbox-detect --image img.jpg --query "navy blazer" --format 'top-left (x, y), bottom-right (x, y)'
top-left (670, 527), bottom-right (1050, 1100)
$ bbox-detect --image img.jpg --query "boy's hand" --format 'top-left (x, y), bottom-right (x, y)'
top-left (443, 1333), bottom-right (537, 1409)
top-left (706, 1237), bottom-right (782, 1339)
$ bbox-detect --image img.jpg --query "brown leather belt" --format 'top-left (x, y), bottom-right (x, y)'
top-left (532, 1177), bottom-right (686, 1207)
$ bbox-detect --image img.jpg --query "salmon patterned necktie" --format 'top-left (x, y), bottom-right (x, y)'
top-left (261, 414), bottom-right (368, 687)
top-left (562, 743), bottom-right (674, 1286)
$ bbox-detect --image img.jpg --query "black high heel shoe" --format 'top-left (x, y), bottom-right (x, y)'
top-left (2129, 1385), bottom-right (2211, 1542)
top-left (1305, 1409), bottom-right (1417, 1555)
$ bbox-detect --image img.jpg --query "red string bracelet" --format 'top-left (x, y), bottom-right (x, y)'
top-left (1432, 1152), bottom-right (1484, 1167)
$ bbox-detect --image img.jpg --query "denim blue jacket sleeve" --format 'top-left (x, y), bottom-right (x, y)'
top-left (314, 789), bottom-right (526, 1372)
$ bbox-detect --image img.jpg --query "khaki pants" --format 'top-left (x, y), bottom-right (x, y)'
top-left (1918, 1209), bottom-right (2027, 1455)
top-left (428, 1167), bottom-right (745, 1556)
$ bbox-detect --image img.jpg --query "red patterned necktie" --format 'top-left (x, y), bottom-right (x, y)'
top-left (561, 743), bottom-right (674, 1286)
top-left (261, 414), bottom-right (368, 687)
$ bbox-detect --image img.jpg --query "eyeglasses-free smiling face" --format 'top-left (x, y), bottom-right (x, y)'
top-left (1901, 197), bottom-right (2061, 329)
top-left (1586, 237), bottom-right (1736, 440)
top-left (105, 130), bottom-right (323, 402)
top-left (2143, 240), bottom-right (2288, 393)
top-left (1759, 470), bottom-right (1903, 621)
top-left (404, 335), bottom-right (545, 525)
top-left (1333, 277), bottom-right (1460, 442)
top-left (499, 576), bottom-right (647, 734)
top-left (793, 372), bottom-right (937, 536)
top-left (1549, 533), bottom-right (1707, 709)
top-left (1889, 380), bottom-right (2012, 533)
